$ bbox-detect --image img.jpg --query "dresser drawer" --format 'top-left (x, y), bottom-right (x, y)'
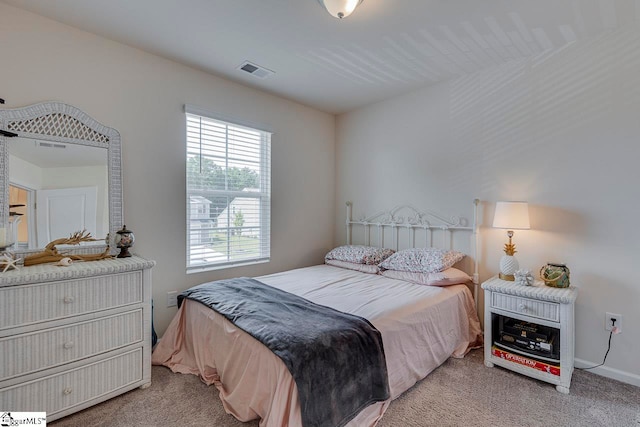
top-left (0, 271), bottom-right (143, 330)
top-left (0, 348), bottom-right (142, 416)
top-left (0, 310), bottom-right (143, 381)
top-left (491, 293), bottom-right (560, 322)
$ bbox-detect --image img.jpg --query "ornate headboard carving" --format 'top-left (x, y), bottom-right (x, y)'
top-left (345, 200), bottom-right (481, 311)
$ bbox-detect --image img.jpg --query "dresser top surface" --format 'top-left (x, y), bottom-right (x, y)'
top-left (0, 255), bottom-right (155, 287)
top-left (481, 276), bottom-right (578, 304)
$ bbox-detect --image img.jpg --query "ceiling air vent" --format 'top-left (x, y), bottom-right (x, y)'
top-left (37, 141), bottom-right (66, 149)
top-left (237, 61), bottom-right (275, 79)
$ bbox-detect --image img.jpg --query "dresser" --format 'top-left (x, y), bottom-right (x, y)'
top-left (0, 256), bottom-right (155, 421)
top-left (482, 276), bottom-right (578, 393)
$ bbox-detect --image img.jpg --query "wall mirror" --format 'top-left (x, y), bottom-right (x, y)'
top-left (0, 101), bottom-right (122, 255)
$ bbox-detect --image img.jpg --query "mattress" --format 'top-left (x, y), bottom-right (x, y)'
top-left (152, 264), bottom-right (482, 426)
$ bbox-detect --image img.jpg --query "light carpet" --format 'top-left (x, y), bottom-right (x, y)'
top-left (51, 349), bottom-right (640, 427)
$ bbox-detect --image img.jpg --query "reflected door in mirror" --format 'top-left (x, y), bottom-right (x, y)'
top-left (36, 187), bottom-right (98, 247)
top-left (9, 185), bottom-right (28, 246)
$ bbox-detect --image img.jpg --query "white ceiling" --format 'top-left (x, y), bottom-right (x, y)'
top-left (10, 137), bottom-right (106, 168)
top-left (2, 0), bottom-right (636, 113)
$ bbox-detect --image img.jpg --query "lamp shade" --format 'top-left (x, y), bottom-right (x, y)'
top-left (318, 0), bottom-right (363, 19)
top-left (492, 201), bottom-right (530, 230)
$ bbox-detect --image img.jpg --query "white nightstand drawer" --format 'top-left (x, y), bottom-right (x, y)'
top-left (0, 348), bottom-right (142, 416)
top-left (0, 310), bottom-right (143, 381)
top-left (492, 293), bottom-right (560, 322)
top-left (0, 271), bottom-right (143, 330)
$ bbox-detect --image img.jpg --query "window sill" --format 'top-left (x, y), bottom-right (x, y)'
top-left (186, 258), bottom-right (270, 274)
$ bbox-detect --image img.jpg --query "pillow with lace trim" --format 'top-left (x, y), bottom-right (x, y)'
top-left (379, 248), bottom-right (465, 273)
top-left (325, 245), bottom-right (395, 265)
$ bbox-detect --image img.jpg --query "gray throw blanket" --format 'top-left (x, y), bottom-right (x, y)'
top-left (178, 277), bottom-right (390, 427)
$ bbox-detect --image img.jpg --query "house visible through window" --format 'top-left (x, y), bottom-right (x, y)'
top-left (186, 107), bottom-right (271, 271)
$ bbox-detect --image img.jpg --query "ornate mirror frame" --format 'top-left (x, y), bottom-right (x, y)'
top-left (0, 101), bottom-right (123, 255)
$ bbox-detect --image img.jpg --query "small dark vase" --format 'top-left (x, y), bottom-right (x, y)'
top-left (115, 225), bottom-right (135, 258)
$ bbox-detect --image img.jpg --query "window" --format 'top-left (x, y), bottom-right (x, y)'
top-left (186, 107), bottom-right (271, 272)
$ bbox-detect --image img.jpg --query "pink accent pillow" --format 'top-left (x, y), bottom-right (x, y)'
top-left (325, 245), bottom-right (395, 265)
top-left (325, 259), bottom-right (380, 274)
top-left (380, 267), bottom-right (472, 286)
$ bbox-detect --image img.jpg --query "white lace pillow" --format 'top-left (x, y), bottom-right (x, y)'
top-left (380, 267), bottom-right (471, 286)
top-left (325, 245), bottom-right (395, 265)
top-left (378, 248), bottom-right (465, 273)
top-left (325, 259), bottom-right (380, 274)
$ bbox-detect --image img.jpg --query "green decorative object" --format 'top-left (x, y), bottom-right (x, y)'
top-left (540, 263), bottom-right (570, 288)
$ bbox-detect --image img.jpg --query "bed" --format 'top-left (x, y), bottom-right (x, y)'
top-left (152, 201), bottom-right (483, 427)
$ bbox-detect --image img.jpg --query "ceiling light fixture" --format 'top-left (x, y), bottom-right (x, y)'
top-left (318, 0), bottom-right (363, 19)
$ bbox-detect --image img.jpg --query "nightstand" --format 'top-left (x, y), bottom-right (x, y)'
top-left (482, 276), bottom-right (578, 393)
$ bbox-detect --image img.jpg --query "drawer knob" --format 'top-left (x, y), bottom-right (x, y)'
top-left (518, 303), bottom-right (526, 311)
top-left (63, 341), bottom-right (74, 349)
top-left (63, 387), bottom-right (73, 395)
top-left (63, 296), bottom-right (75, 304)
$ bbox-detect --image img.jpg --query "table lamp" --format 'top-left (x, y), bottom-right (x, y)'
top-left (492, 201), bottom-right (530, 281)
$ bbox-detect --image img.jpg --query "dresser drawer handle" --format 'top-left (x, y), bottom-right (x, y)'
top-left (63, 296), bottom-right (75, 304)
top-left (63, 341), bottom-right (74, 349)
top-left (63, 387), bottom-right (73, 395)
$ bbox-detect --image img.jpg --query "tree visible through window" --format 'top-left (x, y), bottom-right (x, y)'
top-left (186, 108), bottom-right (271, 271)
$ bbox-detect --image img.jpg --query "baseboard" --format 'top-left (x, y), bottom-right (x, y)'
top-left (574, 358), bottom-right (640, 387)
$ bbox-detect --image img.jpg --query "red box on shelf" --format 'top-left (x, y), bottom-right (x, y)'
top-left (492, 346), bottom-right (560, 376)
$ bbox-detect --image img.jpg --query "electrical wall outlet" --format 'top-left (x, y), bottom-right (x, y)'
top-left (167, 291), bottom-right (178, 307)
top-left (605, 312), bottom-right (622, 333)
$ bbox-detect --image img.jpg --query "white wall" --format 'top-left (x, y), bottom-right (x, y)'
top-left (0, 4), bottom-right (336, 334)
top-left (8, 154), bottom-right (42, 190)
top-left (336, 26), bottom-right (640, 383)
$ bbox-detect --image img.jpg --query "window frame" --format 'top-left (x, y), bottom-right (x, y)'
top-left (185, 105), bottom-right (272, 273)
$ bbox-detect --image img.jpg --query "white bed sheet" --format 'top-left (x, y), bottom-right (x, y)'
top-left (153, 265), bottom-right (482, 426)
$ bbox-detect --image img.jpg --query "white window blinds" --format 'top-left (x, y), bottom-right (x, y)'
top-left (186, 109), bottom-right (271, 272)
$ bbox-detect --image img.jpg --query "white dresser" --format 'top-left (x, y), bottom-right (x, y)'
top-left (0, 256), bottom-right (155, 421)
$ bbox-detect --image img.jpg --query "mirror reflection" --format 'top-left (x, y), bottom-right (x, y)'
top-left (9, 137), bottom-right (108, 249)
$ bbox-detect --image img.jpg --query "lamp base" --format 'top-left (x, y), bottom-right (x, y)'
top-left (499, 273), bottom-right (515, 281)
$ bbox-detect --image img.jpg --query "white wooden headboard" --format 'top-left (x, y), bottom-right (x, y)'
top-left (345, 199), bottom-right (480, 310)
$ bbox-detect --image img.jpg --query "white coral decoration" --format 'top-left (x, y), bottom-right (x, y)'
top-left (515, 269), bottom-right (534, 286)
top-left (57, 257), bottom-right (73, 267)
top-left (0, 253), bottom-right (20, 272)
